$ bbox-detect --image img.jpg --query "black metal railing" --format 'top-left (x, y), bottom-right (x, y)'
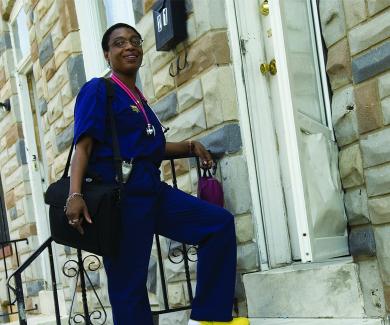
top-left (7, 237), bottom-right (59, 324)
top-left (0, 238), bottom-right (37, 320)
top-left (7, 156), bottom-right (202, 324)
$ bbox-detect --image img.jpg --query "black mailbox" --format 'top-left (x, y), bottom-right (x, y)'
top-left (153, 0), bottom-right (187, 51)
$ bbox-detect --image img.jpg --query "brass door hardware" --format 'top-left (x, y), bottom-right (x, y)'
top-left (260, 59), bottom-right (277, 75)
top-left (260, 0), bottom-right (269, 16)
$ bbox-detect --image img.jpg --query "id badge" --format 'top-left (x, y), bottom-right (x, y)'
top-left (116, 159), bottom-right (133, 183)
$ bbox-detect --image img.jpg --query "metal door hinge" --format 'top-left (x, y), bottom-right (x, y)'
top-left (240, 38), bottom-right (247, 55)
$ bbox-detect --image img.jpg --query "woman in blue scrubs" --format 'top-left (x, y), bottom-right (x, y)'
top-left (65, 23), bottom-right (248, 325)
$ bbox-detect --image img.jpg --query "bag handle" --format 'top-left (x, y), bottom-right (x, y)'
top-left (202, 168), bottom-right (213, 178)
top-left (62, 78), bottom-right (123, 183)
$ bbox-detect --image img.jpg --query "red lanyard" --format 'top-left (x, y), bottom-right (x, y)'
top-left (110, 74), bottom-right (155, 136)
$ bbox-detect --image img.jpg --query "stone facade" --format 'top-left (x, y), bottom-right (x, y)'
top-left (0, 0), bottom-right (389, 324)
top-left (0, 0), bottom-right (89, 321)
top-left (321, 0), bottom-right (390, 316)
top-left (0, 0), bottom-right (253, 323)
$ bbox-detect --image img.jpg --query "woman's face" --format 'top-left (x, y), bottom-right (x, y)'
top-left (104, 27), bottom-right (143, 75)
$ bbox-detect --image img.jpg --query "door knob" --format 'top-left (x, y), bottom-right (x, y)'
top-left (260, 0), bottom-right (269, 16)
top-left (260, 59), bottom-right (277, 75)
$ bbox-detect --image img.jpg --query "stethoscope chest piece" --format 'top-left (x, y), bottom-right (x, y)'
top-left (146, 124), bottom-right (156, 136)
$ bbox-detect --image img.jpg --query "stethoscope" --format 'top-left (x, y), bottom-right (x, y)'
top-left (111, 74), bottom-right (169, 136)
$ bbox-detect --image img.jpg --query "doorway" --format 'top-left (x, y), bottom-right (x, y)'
top-left (226, 0), bottom-right (348, 267)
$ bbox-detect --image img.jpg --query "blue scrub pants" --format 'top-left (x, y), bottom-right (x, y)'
top-left (102, 162), bottom-right (237, 324)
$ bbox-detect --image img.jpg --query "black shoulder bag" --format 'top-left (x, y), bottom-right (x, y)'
top-left (44, 78), bottom-right (123, 256)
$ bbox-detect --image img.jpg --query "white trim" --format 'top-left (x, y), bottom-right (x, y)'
top-left (9, 0), bottom-right (31, 65)
top-left (8, 0), bottom-right (23, 22)
top-left (15, 52), bottom-right (32, 74)
top-left (74, 0), bottom-right (107, 80)
top-left (8, 39), bottom-right (51, 287)
top-left (268, 0), bottom-right (312, 262)
top-left (226, 0), bottom-right (295, 268)
top-left (109, 0), bottom-right (136, 26)
top-left (74, 0), bottom-right (136, 80)
top-left (225, 0), bottom-right (269, 271)
top-left (310, 0), bottom-right (334, 139)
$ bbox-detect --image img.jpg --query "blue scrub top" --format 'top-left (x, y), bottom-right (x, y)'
top-left (73, 78), bottom-right (166, 180)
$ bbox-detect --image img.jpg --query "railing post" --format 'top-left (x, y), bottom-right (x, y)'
top-left (77, 249), bottom-right (91, 325)
top-left (48, 242), bottom-right (61, 324)
top-left (155, 235), bottom-right (169, 311)
top-left (181, 243), bottom-right (194, 302)
top-left (2, 243), bottom-right (12, 314)
top-left (14, 273), bottom-right (27, 325)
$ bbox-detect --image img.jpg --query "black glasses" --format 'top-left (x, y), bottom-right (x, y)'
top-left (111, 36), bottom-right (144, 48)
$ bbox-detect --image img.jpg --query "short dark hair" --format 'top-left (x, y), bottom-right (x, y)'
top-left (101, 23), bottom-right (142, 52)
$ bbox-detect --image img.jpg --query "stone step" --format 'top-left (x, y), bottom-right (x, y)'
top-left (248, 318), bottom-right (384, 325)
top-left (3, 289), bottom-right (69, 325)
top-left (5, 314), bottom-right (68, 325)
top-left (243, 258), bottom-right (380, 319)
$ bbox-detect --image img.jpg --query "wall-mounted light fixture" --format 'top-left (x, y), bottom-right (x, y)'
top-left (0, 99), bottom-right (11, 113)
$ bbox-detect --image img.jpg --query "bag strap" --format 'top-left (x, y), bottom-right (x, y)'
top-left (62, 78), bottom-right (123, 183)
top-left (103, 78), bottom-right (123, 184)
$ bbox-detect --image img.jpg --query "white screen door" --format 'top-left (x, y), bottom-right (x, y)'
top-left (231, 0), bottom-right (348, 264)
top-left (262, 0), bottom-right (348, 262)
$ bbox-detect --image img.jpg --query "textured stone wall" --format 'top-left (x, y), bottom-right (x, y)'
top-left (320, 0), bottom-right (390, 314)
top-left (0, 0), bottom-right (39, 312)
top-left (0, 0), bottom-right (255, 322)
top-left (133, 0), bottom-right (255, 321)
top-left (0, 0), bottom-right (94, 318)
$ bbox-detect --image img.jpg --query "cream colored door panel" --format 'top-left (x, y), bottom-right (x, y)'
top-left (231, 0), bottom-right (292, 267)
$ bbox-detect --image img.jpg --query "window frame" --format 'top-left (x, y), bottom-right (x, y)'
top-left (74, 0), bottom-right (136, 80)
top-left (310, 0), bottom-right (333, 137)
top-left (9, 0), bottom-right (31, 70)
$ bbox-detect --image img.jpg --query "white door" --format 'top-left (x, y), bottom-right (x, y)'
top-left (230, 0), bottom-right (348, 263)
top-left (16, 74), bottom-right (50, 239)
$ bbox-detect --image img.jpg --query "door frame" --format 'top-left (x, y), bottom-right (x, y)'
top-left (226, 0), bottom-right (347, 264)
top-left (225, 0), bottom-right (293, 268)
top-left (226, 0), bottom-right (313, 263)
top-left (9, 0), bottom-right (50, 245)
top-left (9, 0), bottom-right (52, 282)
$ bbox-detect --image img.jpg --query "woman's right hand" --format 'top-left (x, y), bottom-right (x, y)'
top-left (65, 197), bottom-right (92, 235)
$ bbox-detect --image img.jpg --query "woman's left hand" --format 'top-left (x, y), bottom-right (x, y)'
top-left (193, 141), bottom-right (213, 169)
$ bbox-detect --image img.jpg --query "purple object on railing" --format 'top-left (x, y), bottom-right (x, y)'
top-left (197, 169), bottom-right (224, 207)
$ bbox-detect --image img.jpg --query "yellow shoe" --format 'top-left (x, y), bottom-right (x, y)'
top-left (200, 317), bottom-right (250, 325)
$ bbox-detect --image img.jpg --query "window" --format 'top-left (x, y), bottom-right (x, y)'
top-left (74, 0), bottom-right (136, 79)
top-left (99, 0), bottom-right (116, 29)
top-left (280, 0), bottom-right (328, 125)
top-left (10, 2), bottom-right (30, 64)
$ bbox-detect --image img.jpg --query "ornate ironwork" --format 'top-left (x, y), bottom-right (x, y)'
top-left (63, 251), bottom-right (107, 325)
top-left (7, 155), bottom-right (205, 323)
top-left (0, 238), bottom-right (38, 320)
top-left (168, 241), bottom-right (198, 264)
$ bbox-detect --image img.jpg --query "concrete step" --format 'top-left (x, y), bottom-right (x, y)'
top-left (248, 318), bottom-right (385, 325)
top-left (3, 289), bottom-right (69, 325)
top-left (5, 314), bottom-right (68, 325)
top-left (243, 258), bottom-right (384, 319)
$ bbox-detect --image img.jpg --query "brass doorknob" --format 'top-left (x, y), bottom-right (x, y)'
top-left (260, 59), bottom-right (277, 75)
top-left (260, 0), bottom-right (269, 16)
